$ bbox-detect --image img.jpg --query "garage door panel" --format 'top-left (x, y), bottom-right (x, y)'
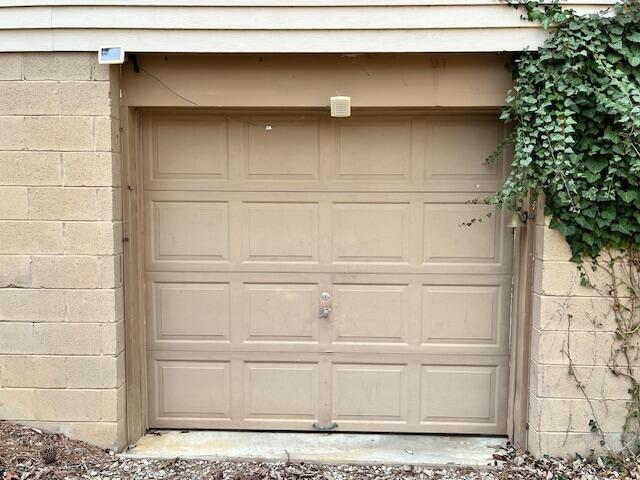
top-left (242, 283), bottom-right (320, 344)
top-left (422, 282), bottom-right (510, 347)
top-left (144, 114), bottom-right (229, 187)
top-left (144, 191), bottom-right (511, 274)
top-left (420, 363), bottom-right (507, 432)
top-left (243, 362), bottom-right (320, 421)
top-left (332, 363), bottom-right (408, 423)
top-left (147, 200), bottom-right (230, 266)
top-left (148, 351), bottom-right (508, 432)
top-left (242, 118), bottom-right (320, 181)
top-left (332, 203), bottom-right (410, 263)
top-left (425, 118), bottom-right (504, 180)
top-left (144, 110), bottom-right (512, 434)
top-left (143, 112), bottom-right (506, 193)
top-left (423, 203), bottom-right (503, 264)
top-left (152, 360), bottom-right (232, 421)
top-left (333, 119), bottom-right (414, 182)
top-left (242, 202), bottom-right (319, 263)
top-left (150, 282), bottom-right (230, 342)
top-left (331, 284), bottom-right (411, 345)
top-left (145, 272), bottom-right (510, 356)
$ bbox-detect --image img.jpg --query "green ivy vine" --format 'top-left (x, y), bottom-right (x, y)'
top-left (488, 0), bottom-right (640, 452)
top-left (490, 0), bottom-right (640, 261)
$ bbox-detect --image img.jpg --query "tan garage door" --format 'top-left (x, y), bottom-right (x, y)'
top-left (143, 110), bottom-right (512, 434)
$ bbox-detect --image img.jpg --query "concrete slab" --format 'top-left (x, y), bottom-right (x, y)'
top-left (124, 431), bottom-right (505, 468)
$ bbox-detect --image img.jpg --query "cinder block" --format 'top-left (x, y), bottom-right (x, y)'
top-left (0, 255), bottom-right (31, 287)
top-left (101, 320), bottom-right (125, 355)
top-left (0, 356), bottom-right (67, 388)
top-left (531, 327), bottom-right (615, 366)
top-left (535, 224), bottom-right (572, 261)
top-left (31, 256), bottom-right (99, 289)
top-left (0, 152), bottom-right (62, 186)
top-left (23, 52), bottom-right (92, 81)
top-left (531, 294), bottom-right (616, 332)
top-left (28, 187), bottom-right (98, 220)
top-left (1, 355), bottom-right (123, 389)
top-left (108, 68), bottom-right (120, 118)
top-left (24, 116), bottom-right (94, 151)
top-left (97, 187), bottom-right (123, 221)
top-left (64, 288), bottom-right (124, 323)
top-left (97, 254), bottom-right (123, 288)
top-left (92, 62), bottom-right (111, 82)
top-left (0, 289), bottom-right (65, 322)
top-left (531, 395), bottom-right (628, 434)
top-left (533, 259), bottom-right (609, 297)
top-left (0, 221), bottom-right (63, 254)
top-left (64, 221), bottom-right (121, 255)
top-left (32, 389), bottom-right (117, 422)
top-left (0, 389), bottom-right (34, 420)
top-left (0, 82), bottom-right (61, 115)
top-left (0, 116), bottom-right (25, 150)
top-left (22, 420), bottom-right (127, 451)
top-left (531, 362), bottom-right (630, 400)
top-left (0, 187), bottom-right (28, 219)
top-left (66, 354), bottom-right (124, 388)
top-left (101, 385), bottom-right (126, 422)
top-left (528, 424), bottom-right (622, 458)
top-left (0, 322), bottom-right (34, 354)
top-left (62, 152), bottom-right (120, 186)
top-left (115, 352), bottom-right (126, 386)
top-left (34, 323), bottom-right (103, 355)
top-left (61, 82), bottom-right (112, 116)
top-left (94, 116), bottom-right (120, 152)
top-left (0, 53), bottom-right (23, 80)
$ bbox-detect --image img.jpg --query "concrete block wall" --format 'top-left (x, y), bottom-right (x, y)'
top-left (0, 52), bottom-right (125, 450)
top-left (528, 208), bottom-right (626, 456)
top-left (0, 51), bottom-right (628, 458)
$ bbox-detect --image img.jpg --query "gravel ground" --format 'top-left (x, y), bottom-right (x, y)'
top-left (1, 421), bottom-right (639, 479)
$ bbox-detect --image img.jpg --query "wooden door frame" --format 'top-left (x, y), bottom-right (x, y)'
top-left (121, 107), bottom-right (149, 443)
top-left (506, 198), bottom-right (536, 449)
top-left (120, 105), bottom-right (534, 447)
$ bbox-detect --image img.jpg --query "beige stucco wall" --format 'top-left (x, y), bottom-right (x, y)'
top-left (0, 52), bottom-right (126, 450)
top-left (528, 208), bottom-right (626, 456)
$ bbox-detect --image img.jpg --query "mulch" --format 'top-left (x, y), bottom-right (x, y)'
top-left (1, 421), bottom-right (639, 479)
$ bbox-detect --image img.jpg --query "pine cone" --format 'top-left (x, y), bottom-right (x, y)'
top-left (41, 447), bottom-right (56, 465)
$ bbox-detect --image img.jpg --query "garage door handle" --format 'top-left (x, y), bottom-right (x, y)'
top-left (313, 422), bottom-right (338, 431)
top-left (319, 306), bottom-right (333, 319)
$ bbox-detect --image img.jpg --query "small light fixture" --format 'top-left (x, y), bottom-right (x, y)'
top-left (330, 96), bottom-right (351, 117)
top-left (98, 46), bottom-right (125, 64)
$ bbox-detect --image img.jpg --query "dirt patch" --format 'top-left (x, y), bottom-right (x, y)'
top-left (1, 421), bottom-right (638, 479)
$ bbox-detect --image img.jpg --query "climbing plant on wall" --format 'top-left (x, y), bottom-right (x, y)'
top-left (488, 0), bottom-right (640, 451)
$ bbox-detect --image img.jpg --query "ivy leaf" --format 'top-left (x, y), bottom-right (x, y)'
top-left (601, 207), bottom-right (617, 221)
top-left (584, 159), bottom-right (608, 174)
top-left (612, 222), bottom-right (633, 235)
top-left (628, 32), bottom-right (640, 43)
top-left (587, 232), bottom-right (602, 246)
top-left (619, 190), bottom-right (638, 203)
top-left (550, 218), bottom-right (576, 237)
top-left (486, 0), bottom-right (640, 263)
